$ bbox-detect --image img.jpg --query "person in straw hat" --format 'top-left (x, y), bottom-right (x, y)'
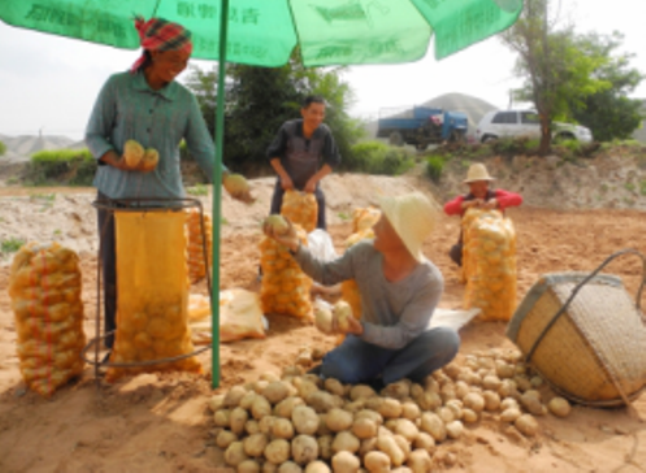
top-left (444, 163), bottom-right (522, 267)
top-left (263, 192), bottom-right (460, 388)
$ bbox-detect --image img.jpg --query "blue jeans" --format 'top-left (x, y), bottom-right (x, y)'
top-left (320, 327), bottom-right (460, 385)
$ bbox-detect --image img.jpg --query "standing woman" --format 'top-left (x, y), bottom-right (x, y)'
top-left (85, 17), bottom-right (251, 350)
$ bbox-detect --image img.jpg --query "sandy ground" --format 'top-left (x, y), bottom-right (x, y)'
top-left (0, 173), bottom-right (645, 472)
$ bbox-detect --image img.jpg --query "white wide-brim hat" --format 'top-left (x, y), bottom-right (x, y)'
top-left (464, 163), bottom-right (495, 183)
top-left (378, 192), bottom-right (439, 263)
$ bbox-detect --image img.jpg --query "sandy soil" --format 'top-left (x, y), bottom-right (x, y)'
top-left (0, 173), bottom-right (645, 473)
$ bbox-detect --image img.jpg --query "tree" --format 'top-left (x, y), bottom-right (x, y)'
top-left (183, 51), bottom-right (364, 174)
top-left (569, 32), bottom-right (644, 142)
top-left (0, 140), bottom-right (6, 157)
top-left (501, 0), bottom-right (609, 154)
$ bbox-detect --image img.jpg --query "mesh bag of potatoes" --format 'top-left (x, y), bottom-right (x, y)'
top-left (207, 347), bottom-right (572, 472)
top-left (462, 209), bottom-right (517, 322)
top-left (8, 242), bottom-right (86, 397)
top-left (106, 211), bottom-right (201, 381)
top-left (186, 209), bottom-right (212, 284)
top-left (340, 207), bottom-right (382, 321)
top-left (281, 190), bottom-right (318, 233)
top-left (260, 216), bottom-right (313, 319)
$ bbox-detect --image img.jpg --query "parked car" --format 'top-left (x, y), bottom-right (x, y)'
top-left (476, 110), bottom-right (593, 143)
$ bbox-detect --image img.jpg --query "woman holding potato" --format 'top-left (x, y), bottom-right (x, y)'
top-left (263, 192), bottom-right (460, 388)
top-left (85, 17), bottom-right (252, 350)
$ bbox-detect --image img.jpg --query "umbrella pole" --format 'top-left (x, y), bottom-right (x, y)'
top-left (211, 0), bottom-right (229, 389)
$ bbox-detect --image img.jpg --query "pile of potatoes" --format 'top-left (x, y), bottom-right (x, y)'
top-left (186, 209), bottom-right (213, 284)
top-left (462, 209), bottom-right (517, 322)
top-left (208, 347), bottom-right (572, 472)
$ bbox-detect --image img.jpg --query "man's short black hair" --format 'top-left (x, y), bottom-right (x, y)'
top-left (302, 95), bottom-right (326, 109)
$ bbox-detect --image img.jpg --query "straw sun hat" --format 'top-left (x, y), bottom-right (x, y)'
top-left (378, 192), bottom-right (439, 263)
top-left (464, 163), bottom-right (495, 183)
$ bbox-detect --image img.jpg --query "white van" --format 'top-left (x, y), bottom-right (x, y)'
top-left (476, 110), bottom-right (593, 143)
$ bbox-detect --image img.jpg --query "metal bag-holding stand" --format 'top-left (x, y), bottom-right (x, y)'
top-left (82, 197), bottom-right (212, 386)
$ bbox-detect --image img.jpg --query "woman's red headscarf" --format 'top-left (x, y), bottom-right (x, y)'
top-left (130, 17), bottom-right (193, 73)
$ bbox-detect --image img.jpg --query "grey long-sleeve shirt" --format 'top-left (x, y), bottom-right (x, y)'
top-left (294, 240), bottom-right (444, 350)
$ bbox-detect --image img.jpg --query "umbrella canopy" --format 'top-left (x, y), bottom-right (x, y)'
top-left (1, 0), bottom-right (523, 388)
top-left (1, 0), bottom-right (522, 64)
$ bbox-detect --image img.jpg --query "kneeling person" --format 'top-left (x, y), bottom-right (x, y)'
top-left (263, 192), bottom-right (460, 387)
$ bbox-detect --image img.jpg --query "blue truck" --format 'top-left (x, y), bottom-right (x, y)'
top-left (376, 106), bottom-right (469, 150)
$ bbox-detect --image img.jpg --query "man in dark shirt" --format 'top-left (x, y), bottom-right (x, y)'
top-left (266, 95), bottom-right (341, 230)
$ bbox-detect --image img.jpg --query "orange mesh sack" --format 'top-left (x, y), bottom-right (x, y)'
top-left (8, 242), bottom-right (86, 397)
top-left (462, 209), bottom-right (517, 321)
top-left (351, 206), bottom-right (381, 233)
top-left (281, 190), bottom-right (318, 232)
top-left (259, 225), bottom-right (313, 319)
top-left (186, 209), bottom-right (212, 284)
top-left (107, 211), bottom-right (201, 381)
top-left (337, 207), bottom-right (382, 344)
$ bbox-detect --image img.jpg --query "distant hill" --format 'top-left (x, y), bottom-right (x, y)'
top-left (363, 92), bottom-right (499, 140)
top-left (0, 133), bottom-right (85, 163)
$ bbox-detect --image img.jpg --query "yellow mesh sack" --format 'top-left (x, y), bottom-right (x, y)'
top-left (281, 190), bottom-right (318, 233)
top-left (186, 209), bottom-right (212, 284)
top-left (107, 211), bottom-right (201, 381)
top-left (462, 209), bottom-right (517, 321)
top-left (259, 225), bottom-right (313, 319)
top-left (8, 242), bottom-right (86, 397)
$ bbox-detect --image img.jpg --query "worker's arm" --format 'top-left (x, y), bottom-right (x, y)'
top-left (270, 158), bottom-right (293, 190)
top-left (304, 163), bottom-right (332, 193)
top-left (444, 195), bottom-right (466, 216)
top-left (493, 189), bottom-right (523, 211)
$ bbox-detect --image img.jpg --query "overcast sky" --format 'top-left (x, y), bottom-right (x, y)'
top-left (0, 0), bottom-right (644, 141)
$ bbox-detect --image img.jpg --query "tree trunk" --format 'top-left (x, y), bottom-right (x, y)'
top-left (538, 112), bottom-right (551, 156)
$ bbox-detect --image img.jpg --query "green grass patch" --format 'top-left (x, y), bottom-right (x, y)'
top-left (640, 181), bottom-right (646, 197)
top-left (425, 155), bottom-right (445, 183)
top-left (1, 237), bottom-right (25, 254)
top-left (337, 212), bottom-right (351, 221)
top-left (187, 184), bottom-right (209, 196)
top-left (25, 148), bottom-right (96, 186)
top-left (624, 182), bottom-right (636, 193)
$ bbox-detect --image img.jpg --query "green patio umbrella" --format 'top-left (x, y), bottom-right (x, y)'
top-left (1, 0), bottom-right (523, 388)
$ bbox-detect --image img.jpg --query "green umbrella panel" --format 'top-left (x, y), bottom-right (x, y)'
top-left (1, 0), bottom-right (523, 387)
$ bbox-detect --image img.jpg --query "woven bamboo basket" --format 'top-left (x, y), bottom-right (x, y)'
top-left (507, 250), bottom-right (646, 407)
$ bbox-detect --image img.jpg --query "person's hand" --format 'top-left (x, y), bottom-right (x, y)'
top-left (303, 179), bottom-right (317, 194)
top-left (331, 313), bottom-right (364, 335)
top-left (280, 174), bottom-right (294, 191)
top-left (482, 198), bottom-right (498, 210)
top-left (462, 199), bottom-right (483, 210)
top-left (262, 216), bottom-right (300, 252)
top-left (132, 160), bottom-right (156, 173)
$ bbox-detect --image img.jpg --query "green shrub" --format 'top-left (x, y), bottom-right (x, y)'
top-left (1, 237), bottom-right (25, 254)
top-left (344, 141), bottom-right (414, 175)
top-left (26, 149), bottom-right (96, 186)
top-left (425, 155), bottom-right (445, 183)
